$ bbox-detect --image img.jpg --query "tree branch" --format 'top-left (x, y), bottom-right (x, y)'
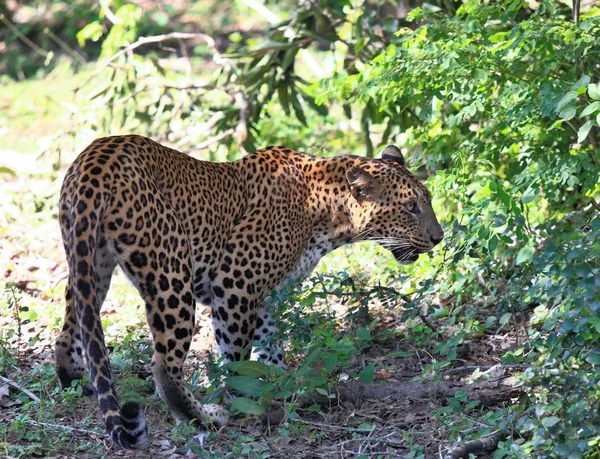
top-left (80, 32), bottom-right (220, 89)
top-left (444, 429), bottom-right (505, 459)
top-left (26, 419), bottom-right (105, 437)
top-left (0, 375), bottom-right (41, 403)
top-left (573, 0), bottom-right (581, 24)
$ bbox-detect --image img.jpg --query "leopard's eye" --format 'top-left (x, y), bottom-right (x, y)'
top-left (405, 201), bottom-right (419, 214)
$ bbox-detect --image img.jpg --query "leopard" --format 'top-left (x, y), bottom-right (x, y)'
top-left (55, 135), bottom-right (444, 449)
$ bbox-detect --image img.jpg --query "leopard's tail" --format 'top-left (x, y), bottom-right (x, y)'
top-left (67, 167), bottom-right (148, 449)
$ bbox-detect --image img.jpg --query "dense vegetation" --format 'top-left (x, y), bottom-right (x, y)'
top-left (1, 0), bottom-right (600, 457)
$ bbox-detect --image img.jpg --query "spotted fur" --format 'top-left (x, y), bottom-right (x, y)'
top-left (55, 135), bottom-right (443, 448)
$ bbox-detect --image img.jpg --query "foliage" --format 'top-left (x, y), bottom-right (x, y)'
top-left (208, 277), bottom-right (378, 418)
top-left (319, 0), bottom-right (600, 456)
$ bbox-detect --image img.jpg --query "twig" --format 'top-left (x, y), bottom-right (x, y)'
top-left (187, 128), bottom-right (235, 153)
top-left (112, 82), bottom-right (216, 106)
top-left (337, 450), bottom-right (405, 458)
top-left (234, 91), bottom-right (250, 148)
top-left (313, 286), bottom-right (411, 302)
top-left (0, 14), bottom-right (49, 59)
top-left (442, 364), bottom-right (528, 376)
top-left (80, 32), bottom-right (219, 89)
top-left (26, 419), bottom-right (105, 437)
top-left (476, 272), bottom-right (493, 295)
top-left (291, 418), bottom-right (353, 432)
top-left (444, 429), bottom-right (504, 459)
top-left (239, 0), bottom-right (281, 24)
top-left (357, 424), bottom-right (377, 454)
top-left (292, 417), bottom-right (381, 433)
top-left (418, 310), bottom-right (437, 332)
top-left (573, 0), bottom-right (581, 24)
top-left (589, 198), bottom-right (600, 213)
top-left (324, 430), bottom-right (405, 452)
top-left (0, 375), bottom-right (41, 402)
top-left (162, 83), bottom-right (216, 91)
top-left (44, 27), bottom-right (87, 65)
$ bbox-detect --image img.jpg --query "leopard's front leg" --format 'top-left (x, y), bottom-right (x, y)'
top-left (250, 298), bottom-right (285, 367)
top-left (211, 288), bottom-right (261, 363)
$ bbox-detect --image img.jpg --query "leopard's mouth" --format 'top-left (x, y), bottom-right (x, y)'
top-left (389, 247), bottom-right (422, 265)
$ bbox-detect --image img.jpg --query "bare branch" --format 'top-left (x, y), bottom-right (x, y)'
top-left (26, 419), bottom-right (105, 437)
top-left (187, 129), bottom-right (236, 153)
top-left (444, 430), bottom-right (504, 459)
top-left (0, 375), bottom-right (41, 403)
top-left (589, 198), bottom-right (600, 212)
top-left (573, 0), bottom-right (581, 24)
top-left (0, 14), bottom-right (49, 59)
top-left (80, 32), bottom-right (220, 89)
top-left (442, 364), bottom-right (528, 376)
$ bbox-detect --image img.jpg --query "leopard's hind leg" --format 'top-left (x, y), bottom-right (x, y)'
top-left (104, 186), bottom-right (229, 430)
top-left (56, 203), bottom-right (116, 389)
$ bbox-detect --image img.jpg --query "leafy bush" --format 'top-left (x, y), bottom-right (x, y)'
top-left (319, 0), bottom-right (600, 456)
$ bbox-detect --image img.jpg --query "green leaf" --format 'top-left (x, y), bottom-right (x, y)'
top-left (226, 376), bottom-right (275, 397)
top-left (488, 235), bottom-right (498, 254)
top-left (302, 373), bottom-right (327, 386)
top-left (559, 105), bottom-right (577, 120)
top-left (588, 318), bottom-right (600, 334)
top-left (406, 7), bottom-right (424, 22)
top-left (557, 92), bottom-right (576, 112)
top-left (76, 22), bottom-right (104, 47)
top-left (499, 313), bottom-right (512, 326)
top-left (359, 363), bottom-right (375, 383)
top-left (521, 187), bottom-right (538, 204)
top-left (542, 416), bottom-right (561, 428)
top-left (432, 307), bottom-right (449, 318)
top-left (589, 83), bottom-right (600, 100)
top-left (229, 397), bottom-right (266, 415)
top-left (578, 120), bottom-right (593, 144)
top-left (574, 75), bottom-right (591, 91)
top-left (485, 316), bottom-right (497, 328)
top-left (356, 423), bottom-right (375, 430)
top-left (324, 353), bottom-right (338, 374)
top-left (585, 352), bottom-right (600, 365)
top-left (580, 101), bottom-right (600, 117)
top-left (315, 387), bottom-right (329, 396)
top-left (301, 92), bottom-right (328, 116)
top-left (549, 119), bottom-right (564, 130)
top-left (281, 46), bottom-right (298, 71)
top-left (356, 327), bottom-right (372, 341)
top-left (278, 84), bottom-right (291, 115)
top-left (496, 186), bottom-right (512, 209)
top-left (516, 246), bottom-right (535, 265)
top-left (305, 349), bottom-right (322, 366)
top-left (226, 361), bottom-right (271, 377)
top-left (0, 166), bottom-right (16, 176)
top-left (290, 89), bottom-right (307, 125)
top-left (306, 403), bottom-right (321, 412)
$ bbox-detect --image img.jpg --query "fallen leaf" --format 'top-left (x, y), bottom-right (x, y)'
top-left (376, 369), bottom-right (393, 380)
top-left (193, 432), bottom-right (208, 447)
top-left (0, 382), bottom-right (22, 408)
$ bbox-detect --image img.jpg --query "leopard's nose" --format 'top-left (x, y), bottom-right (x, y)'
top-left (430, 235), bottom-right (443, 245)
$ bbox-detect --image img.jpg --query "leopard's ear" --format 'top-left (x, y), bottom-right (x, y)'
top-left (346, 167), bottom-right (380, 200)
top-left (381, 145), bottom-right (405, 166)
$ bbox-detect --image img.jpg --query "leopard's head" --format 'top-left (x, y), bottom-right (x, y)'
top-left (346, 145), bottom-right (444, 264)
